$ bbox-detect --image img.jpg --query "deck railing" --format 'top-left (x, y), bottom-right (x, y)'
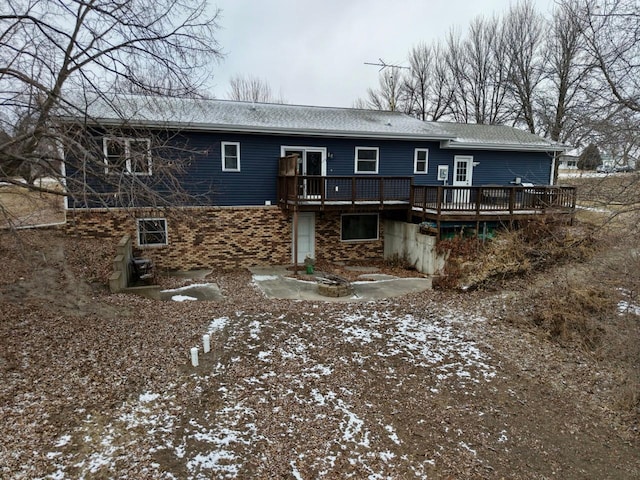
top-left (278, 176), bottom-right (577, 218)
top-left (411, 185), bottom-right (577, 215)
top-left (278, 175), bottom-right (413, 209)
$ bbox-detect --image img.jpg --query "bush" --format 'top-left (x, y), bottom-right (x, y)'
top-left (434, 217), bottom-right (598, 291)
top-left (522, 280), bottom-right (614, 350)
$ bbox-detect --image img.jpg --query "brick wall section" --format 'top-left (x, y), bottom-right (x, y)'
top-left (66, 207), bottom-right (291, 270)
top-left (66, 208), bottom-right (385, 270)
top-left (315, 212), bottom-right (384, 263)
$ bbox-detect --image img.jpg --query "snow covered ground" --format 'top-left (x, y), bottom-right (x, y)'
top-left (37, 306), bottom-right (498, 479)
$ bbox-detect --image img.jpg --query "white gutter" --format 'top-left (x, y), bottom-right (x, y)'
top-left (56, 117), bottom-right (454, 141)
top-left (440, 140), bottom-right (567, 153)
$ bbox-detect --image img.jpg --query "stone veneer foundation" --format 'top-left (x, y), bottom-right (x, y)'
top-left (66, 207), bottom-right (385, 271)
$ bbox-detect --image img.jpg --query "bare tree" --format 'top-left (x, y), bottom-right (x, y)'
top-left (572, 0), bottom-right (640, 113)
top-left (557, 1), bottom-right (640, 175)
top-left (537, 2), bottom-right (590, 144)
top-left (358, 67), bottom-right (406, 112)
top-left (585, 107), bottom-right (640, 167)
top-left (227, 74), bottom-right (286, 103)
top-left (445, 16), bottom-right (511, 124)
top-left (503, 0), bottom-right (545, 133)
top-left (402, 42), bottom-right (452, 121)
top-left (0, 0), bottom-right (222, 222)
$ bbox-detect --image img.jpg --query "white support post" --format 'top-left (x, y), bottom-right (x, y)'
top-left (203, 334), bottom-right (211, 354)
top-left (190, 347), bottom-right (199, 367)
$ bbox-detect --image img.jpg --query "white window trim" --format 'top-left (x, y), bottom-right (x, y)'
top-left (103, 137), bottom-right (152, 175)
top-left (354, 147), bottom-right (379, 174)
top-left (221, 141), bottom-right (241, 172)
top-left (280, 146), bottom-right (328, 176)
top-left (414, 148), bottom-right (429, 174)
top-left (340, 213), bottom-right (379, 242)
top-left (137, 218), bottom-right (168, 247)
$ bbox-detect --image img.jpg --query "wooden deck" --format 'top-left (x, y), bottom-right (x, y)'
top-left (278, 175), bottom-right (412, 212)
top-left (410, 185), bottom-right (577, 224)
top-left (278, 176), bottom-right (576, 222)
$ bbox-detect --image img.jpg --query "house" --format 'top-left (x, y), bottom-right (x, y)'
top-left (558, 148), bottom-right (580, 170)
top-left (60, 94), bottom-right (575, 271)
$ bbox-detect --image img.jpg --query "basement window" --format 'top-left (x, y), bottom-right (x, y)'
top-left (341, 213), bottom-right (379, 241)
top-left (137, 218), bottom-right (168, 246)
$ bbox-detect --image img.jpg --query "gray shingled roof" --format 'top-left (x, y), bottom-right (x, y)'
top-left (434, 122), bottom-right (561, 151)
top-left (62, 94), bottom-right (564, 152)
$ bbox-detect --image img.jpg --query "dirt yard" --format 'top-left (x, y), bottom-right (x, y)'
top-left (0, 224), bottom-right (638, 479)
top-left (0, 175), bottom-right (639, 479)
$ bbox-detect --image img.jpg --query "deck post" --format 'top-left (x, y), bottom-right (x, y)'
top-left (293, 208), bottom-right (299, 275)
top-left (351, 177), bottom-right (356, 208)
top-left (407, 179), bottom-right (415, 222)
top-left (509, 187), bottom-right (515, 215)
top-left (379, 177), bottom-right (385, 209)
top-left (436, 187), bottom-right (443, 239)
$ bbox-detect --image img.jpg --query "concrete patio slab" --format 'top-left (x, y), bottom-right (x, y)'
top-left (249, 266), bottom-right (431, 302)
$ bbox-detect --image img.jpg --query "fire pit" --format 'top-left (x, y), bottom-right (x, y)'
top-left (317, 274), bottom-right (354, 298)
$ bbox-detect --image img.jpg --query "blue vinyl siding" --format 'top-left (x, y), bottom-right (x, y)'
top-left (67, 129), bottom-right (554, 208)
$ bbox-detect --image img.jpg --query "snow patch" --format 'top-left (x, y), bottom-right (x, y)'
top-left (209, 317), bottom-right (229, 332)
top-left (252, 275), bottom-right (279, 281)
top-left (161, 283), bottom-right (216, 293)
top-left (171, 295), bottom-right (197, 302)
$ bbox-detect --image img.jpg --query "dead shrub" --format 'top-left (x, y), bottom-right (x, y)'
top-left (433, 237), bottom-right (483, 290)
top-left (383, 253), bottom-right (416, 271)
top-left (514, 279), bottom-right (615, 350)
top-left (436, 218), bottom-right (599, 290)
top-left (615, 372), bottom-right (640, 414)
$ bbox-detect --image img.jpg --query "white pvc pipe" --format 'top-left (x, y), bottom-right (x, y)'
top-left (190, 347), bottom-right (199, 367)
top-left (203, 334), bottom-right (211, 354)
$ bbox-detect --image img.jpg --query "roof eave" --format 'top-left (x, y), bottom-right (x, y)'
top-left (57, 116), bottom-right (454, 141)
top-left (440, 140), bottom-right (568, 153)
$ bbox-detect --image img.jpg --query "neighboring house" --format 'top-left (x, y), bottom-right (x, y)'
top-left (558, 148), bottom-right (580, 170)
top-left (601, 153), bottom-right (637, 171)
top-left (60, 95), bottom-right (574, 271)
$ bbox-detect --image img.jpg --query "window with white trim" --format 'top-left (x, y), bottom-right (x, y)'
top-left (414, 148), bottom-right (429, 174)
top-left (221, 142), bottom-right (241, 171)
top-left (103, 137), bottom-right (152, 175)
top-left (137, 218), bottom-right (168, 246)
top-left (354, 147), bottom-right (379, 173)
top-left (341, 213), bottom-right (379, 241)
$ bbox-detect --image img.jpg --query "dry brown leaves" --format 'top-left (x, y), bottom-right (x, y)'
top-left (0, 230), bottom-right (638, 479)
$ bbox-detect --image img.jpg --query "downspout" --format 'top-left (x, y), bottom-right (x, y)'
top-left (293, 207), bottom-right (299, 275)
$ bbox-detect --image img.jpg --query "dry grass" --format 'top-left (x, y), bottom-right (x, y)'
top-left (515, 278), bottom-right (614, 349)
top-left (0, 184), bottom-right (65, 228)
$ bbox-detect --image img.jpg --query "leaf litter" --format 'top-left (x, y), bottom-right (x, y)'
top-left (1, 230), bottom-right (638, 479)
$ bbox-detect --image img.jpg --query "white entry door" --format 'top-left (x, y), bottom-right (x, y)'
top-left (293, 212), bottom-right (315, 264)
top-left (453, 155), bottom-right (474, 205)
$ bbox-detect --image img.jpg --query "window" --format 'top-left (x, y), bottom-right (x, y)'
top-left (222, 142), bottom-right (241, 171)
top-left (414, 148), bottom-right (429, 174)
top-left (355, 147), bottom-right (379, 173)
top-left (341, 214), bottom-right (379, 241)
top-left (103, 137), bottom-right (152, 175)
top-left (137, 218), bottom-right (168, 246)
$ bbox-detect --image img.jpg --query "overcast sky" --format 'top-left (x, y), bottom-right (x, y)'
top-left (208, 0), bottom-right (555, 108)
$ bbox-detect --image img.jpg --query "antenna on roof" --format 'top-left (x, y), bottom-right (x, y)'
top-left (364, 58), bottom-right (410, 71)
